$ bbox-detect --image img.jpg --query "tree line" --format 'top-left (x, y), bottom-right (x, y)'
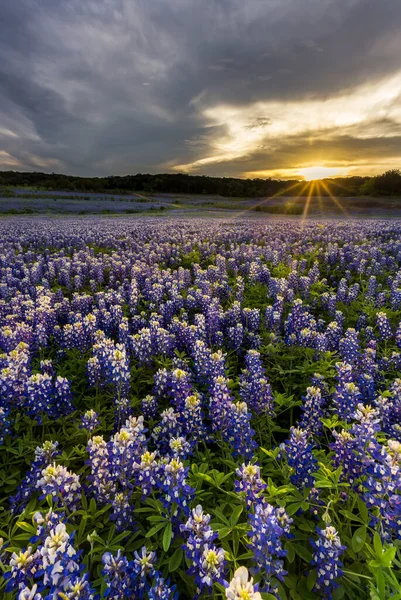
top-left (1, 169), bottom-right (401, 198)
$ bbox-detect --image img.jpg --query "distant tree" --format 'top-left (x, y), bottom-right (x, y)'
top-left (373, 169), bottom-right (401, 195)
top-left (359, 179), bottom-right (375, 195)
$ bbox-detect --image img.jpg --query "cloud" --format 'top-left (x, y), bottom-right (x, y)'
top-left (0, 0), bottom-right (400, 177)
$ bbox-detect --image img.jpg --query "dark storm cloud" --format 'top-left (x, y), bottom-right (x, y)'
top-left (0, 0), bottom-right (401, 176)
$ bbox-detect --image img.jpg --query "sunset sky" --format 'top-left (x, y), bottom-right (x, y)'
top-left (1, 0), bottom-right (401, 179)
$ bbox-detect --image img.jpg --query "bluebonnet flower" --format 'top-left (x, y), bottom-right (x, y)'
top-left (110, 491), bottom-right (134, 531)
top-left (284, 427), bottom-right (318, 488)
top-left (339, 328), bottom-right (360, 364)
top-left (87, 356), bottom-right (101, 387)
top-left (170, 368), bottom-right (192, 410)
top-left (24, 373), bottom-right (53, 422)
top-left (299, 386), bottom-right (326, 435)
top-left (376, 311), bottom-right (392, 341)
top-left (362, 439), bottom-right (401, 540)
top-left (333, 380), bottom-right (361, 422)
top-left (197, 545), bottom-right (226, 592)
top-left (148, 574), bottom-right (177, 600)
top-left (227, 322), bottom-right (244, 350)
top-left (102, 550), bottom-right (136, 599)
top-left (80, 409), bottom-right (100, 433)
top-left (152, 408), bottom-right (182, 453)
top-left (7, 515), bottom-right (86, 599)
top-left (310, 526), bottom-right (346, 599)
top-left (376, 379), bottom-right (401, 440)
top-left (234, 463), bottom-right (266, 508)
top-left (133, 546), bottom-right (156, 578)
top-left (240, 350), bottom-right (274, 415)
top-left (169, 436), bottom-right (192, 459)
top-left (16, 584), bottom-right (43, 600)
top-left (86, 435), bottom-right (115, 503)
top-left (0, 404), bottom-right (13, 445)
top-left (11, 440), bottom-right (60, 512)
top-left (134, 450), bottom-right (160, 498)
top-left (182, 394), bottom-right (207, 446)
top-left (4, 546), bottom-right (42, 593)
top-left (141, 395), bottom-right (158, 419)
top-left (210, 377), bottom-right (257, 460)
top-left (52, 376), bottom-right (74, 418)
top-left (181, 505), bottom-right (217, 549)
top-left (357, 373), bottom-right (376, 402)
top-left (37, 463), bottom-right (81, 513)
top-left (325, 321), bottom-right (342, 351)
top-left (181, 504), bottom-right (225, 594)
top-left (110, 415), bottom-right (147, 488)
top-left (228, 401), bottom-right (258, 460)
top-left (247, 500), bottom-right (292, 594)
top-left (224, 566), bottom-right (262, 600)
top-left (59, 573), bottom-right (95, 599)
top-left (396, 321), bottom-right (401, 349)
top-left (158, 458), bottom-right (194, 516)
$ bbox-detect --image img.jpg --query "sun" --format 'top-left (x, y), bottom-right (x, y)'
top-left (299, 166), bottom-right (347, 181)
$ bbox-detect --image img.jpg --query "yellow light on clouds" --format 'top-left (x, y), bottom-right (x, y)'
top-left (174, 72), bottom-right (401, 176)
top-left (298, 166), bottom-right (348, 181)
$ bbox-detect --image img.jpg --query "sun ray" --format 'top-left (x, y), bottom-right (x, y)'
top-left (320, 180), bottom-right (348, 216)
top-left (226, 180), bottom-right (306, 221)
top-left (301, 181), bottom-right (315, 227)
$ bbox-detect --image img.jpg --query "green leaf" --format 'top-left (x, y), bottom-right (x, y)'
top-left (307, 569), bottom-right (317, 592)
top-left (229, 505), bottom-right (243, 527)
top-left (292, 543), bottom-right (313, 563)
top-left (357, 499), bottom-right (369, 524)
top-left (169, 548), bottom-right (183, 572)
top-left (217, 527), bottom-right (232, 539)
top-left (351, 526), bottom-right (366, 553)
top-left (16, 521), bottom-right (37, 534)
top-left (145, 522), bottom-right (166, 538)
top-left (286, 503), bottom-right (303, 516)
top-left (162, 522), bottom-right (173, 552)
top-left (373, 532), bottom-right (383, 557)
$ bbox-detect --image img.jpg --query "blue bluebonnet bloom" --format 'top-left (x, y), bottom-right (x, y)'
top-left (0, 404), bottom-right (13, 446)
top-left (333, 364), bottom-right (361, 421)
top-left (283, 427), bottom-right (318, 488)
top-left (181, 505), bottom-right (225, 595)
top-left (247, 500), bottom-right (292, 594)
top-left (310, 526), bottom-right (346, 599)
top-left (158, 457), bottom-right (194, 516)
top-left (375, 378), bottom-right (401, 440)
top-left (5, 512), bottom-right (92, 600)
top-left (299, 386), bottom-right (326, 435)
top-left (234, 463), bottom-right (266, 508)
top-left (339, 328), bottom-right (360, 364)
top-left (210, 377), bottom-right (257, 460)
top-left (148, 574), bottom-right (177, 600)
top-left (362, 439), bottom-right (401, 540)
top-left (80, 409), bottom-right (100, 433)
top-left (11, 440), bottom-right (60, 512)
top-left (102, 549), bottom-right (136, 599)
top-left (134, 450), bottom-right (160, 498)
top-left (182, 394), bottom-right (207, 446)
top-left (152, 408), bottom-right (182, 454)
top-left (37, 463), bottom-right (81, 513)
top-left (376, 311), bottom-right (392, 341)
top-left (141, 395), bottom-right (158, 420)
top-left (240, 350), bottom-right (274, 415)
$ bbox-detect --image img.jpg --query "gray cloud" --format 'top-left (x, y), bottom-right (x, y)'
top-left (0, 0), bottom-right (401, 176)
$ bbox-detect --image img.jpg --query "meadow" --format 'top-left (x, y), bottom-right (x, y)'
top-left (0, 216), bottom-right (401, 600)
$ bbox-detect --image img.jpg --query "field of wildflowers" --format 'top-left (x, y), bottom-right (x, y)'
top-left (0, 217), bottom-right (400, 600)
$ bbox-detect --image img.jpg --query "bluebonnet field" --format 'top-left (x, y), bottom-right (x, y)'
top-left (0, 216), bottom-right (400, 600)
